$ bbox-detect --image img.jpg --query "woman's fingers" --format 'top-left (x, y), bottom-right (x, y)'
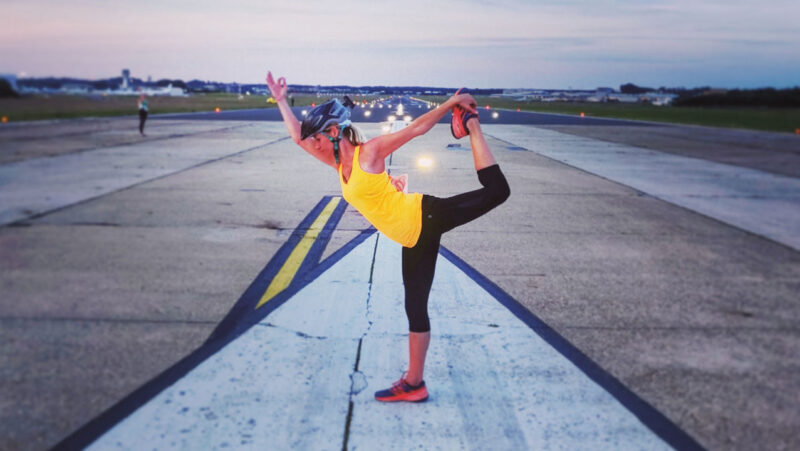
top-left (455, 93), bottom-right (477, 114)
top-left (463, 101), bottom-right (478, 114)
top-left (265, 72), bottom-right (288, 101)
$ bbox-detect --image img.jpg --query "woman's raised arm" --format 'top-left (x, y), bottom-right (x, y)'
top-left (266, 72), bottom-right (337, 168)
top-left (363, 92), bottom-right (477, 163)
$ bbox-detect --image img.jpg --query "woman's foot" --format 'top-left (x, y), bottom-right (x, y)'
top-left (451, 88), bottom-right (479, 139)
top-left (374, 377), bottom-right (429, 402)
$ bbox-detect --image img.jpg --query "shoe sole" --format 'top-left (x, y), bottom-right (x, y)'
top-left (375, 394), bottom-right (429, 403)
top-left (375, 390), bottom-right (429, 403)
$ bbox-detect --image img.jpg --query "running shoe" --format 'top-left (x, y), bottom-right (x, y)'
top-left (450, 88), bottom-right (479, 139)
top-left (374, 377), bottom-right (429, 402)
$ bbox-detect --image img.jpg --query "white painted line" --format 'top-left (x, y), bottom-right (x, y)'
top-left (485, 125), bottom-right (800, 251)
top-left (87, 234), bottom-right (669, 449)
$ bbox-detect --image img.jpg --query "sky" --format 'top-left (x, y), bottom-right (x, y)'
top-left (2, 0), bottom-right (799, 90)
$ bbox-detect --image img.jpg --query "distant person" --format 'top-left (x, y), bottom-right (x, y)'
top-left (290, 94), bottom-right (295, 107)
top-left (266, 71), bottom-right (509, 402)
top-left (137, 93), bottom-right (148, 136)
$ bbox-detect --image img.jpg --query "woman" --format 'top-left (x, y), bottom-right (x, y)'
top-left (266, 72), bottom-right (509, 402)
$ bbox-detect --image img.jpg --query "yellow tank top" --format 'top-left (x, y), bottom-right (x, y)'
top-left (339, 146), bottom-right (423, 247)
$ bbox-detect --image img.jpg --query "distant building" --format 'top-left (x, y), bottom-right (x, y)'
top-left (607, 93), bottom-right (641, 103)
top-left (60, 83), bottom-right (92, 94)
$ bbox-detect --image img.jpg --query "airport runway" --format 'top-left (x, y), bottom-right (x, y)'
top-left (157, 101), bottom-right (648, 127)
top-left (1, 105), bottom-right (799, 450)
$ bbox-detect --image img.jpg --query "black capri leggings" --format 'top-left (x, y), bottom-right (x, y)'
top-left (402, 164), bottom-right (510, 332)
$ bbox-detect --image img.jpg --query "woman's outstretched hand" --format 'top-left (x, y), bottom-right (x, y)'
top-left (266, 71), bottom-right (288, 102)
top-left (452, 92), bottom-right (478, 114)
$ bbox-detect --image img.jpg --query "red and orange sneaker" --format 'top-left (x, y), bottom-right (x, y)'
top-left (451, 88), bottom-right (479, 139)
top-left (374, 377), bottom-right (429, 403)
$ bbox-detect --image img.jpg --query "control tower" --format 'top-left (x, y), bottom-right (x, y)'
top-left (121, 69), bottom-right (130, 90)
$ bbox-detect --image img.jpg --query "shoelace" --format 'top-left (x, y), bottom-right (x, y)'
top-left (390, 378), bottom-right (409, 394)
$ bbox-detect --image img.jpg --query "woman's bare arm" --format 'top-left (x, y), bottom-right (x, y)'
top-left (267, 72), bottom-right (337, 169)
top-left (362, 93), bottom-right (477, 164)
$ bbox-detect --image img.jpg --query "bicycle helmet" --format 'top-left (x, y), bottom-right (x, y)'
top-left (300, 98), bottom-right (352, 140)
top-left (301, 98), bottom-right (353, 164)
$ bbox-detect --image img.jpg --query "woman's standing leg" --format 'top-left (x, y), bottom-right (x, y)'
top-left (374, 200), bottom-right (440, 402)
top-left (401, 211), bottom-right (440, 386)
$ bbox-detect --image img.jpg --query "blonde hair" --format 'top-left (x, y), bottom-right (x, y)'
top-left (343, 124), bottom-right (366, 146)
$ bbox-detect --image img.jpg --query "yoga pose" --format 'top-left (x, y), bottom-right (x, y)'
top-left (267, 72), bottom-right (509, 402)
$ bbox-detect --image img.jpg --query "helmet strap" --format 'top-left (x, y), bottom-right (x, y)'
top-left (321, 130), bottom-right (342, 165)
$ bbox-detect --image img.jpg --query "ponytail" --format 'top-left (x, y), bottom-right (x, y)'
top-left (342, 125), bottom-right (366, 146)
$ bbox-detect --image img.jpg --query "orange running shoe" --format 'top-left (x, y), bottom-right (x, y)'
top-left (450, 88), bottom-right (479, 139)
top-left (374, 377), bottom-right (429, 402)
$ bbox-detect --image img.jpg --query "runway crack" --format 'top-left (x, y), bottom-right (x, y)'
top-left (342, 234), bottom-right (380, 450)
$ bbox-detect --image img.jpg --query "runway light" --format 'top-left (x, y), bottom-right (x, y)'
top-left (403, 115), bottom-right (412, 122)
top-left (364, 110), bottom-right (371, 117)
top-left (516, 108), bottom-right (521, 112)
top-left (580, 112), bottom-right (586, 118)
top-left (796, 128), bottom-right (800, 135)
top-left (485, 105), bottom-right (491, 110)
top-left (388, 115), bottom-right (397, 121)
top-left (311, 103), bottom-right (316, 107)
top-left (301, 110), bottom-right (308, 116)
top-left (417, 156), bottom-right (434, 169)
top-left (1, 116), bottom-right (8, 123)
top-left (214, 107), bottom-right (221, 113)
top-left (492, 111), bottom-right (499, 119)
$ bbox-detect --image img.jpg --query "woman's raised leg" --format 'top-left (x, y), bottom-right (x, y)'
top-left (466, 118), bottom-right (496, 170)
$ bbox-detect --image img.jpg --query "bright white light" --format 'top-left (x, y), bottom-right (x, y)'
top-left (388, 115), bottom-right (397, 121)
top-left (364, 110), bottom-right (371, 117)
top-left (301, 110), bottom-right (308, 116)
top-left (382, 125), bottom-right (390, 132)
top-left (417, 156), bottom-right (434, 169)
top-left (492, 111), bottom-right (499, 119)
top-left (403, 115), bottom-right (412, 122)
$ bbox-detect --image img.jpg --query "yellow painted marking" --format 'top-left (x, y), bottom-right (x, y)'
top-left (256, 197), bottom-right (341, 309)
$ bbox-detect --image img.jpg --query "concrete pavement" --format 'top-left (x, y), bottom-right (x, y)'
top-left (1, 116), bottom-right (799, 450)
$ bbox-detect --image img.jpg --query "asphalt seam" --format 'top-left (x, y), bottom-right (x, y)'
top-left (0, 122), bottom-right (255, 160)
top-left (4, 135), bottom-right (291, 227)
top-left (0, 316), bottom-right (219, 325)
top-left (485, 126), bottom-right (800, 252)
top-left (342, 233), bottom-right (380, 450)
